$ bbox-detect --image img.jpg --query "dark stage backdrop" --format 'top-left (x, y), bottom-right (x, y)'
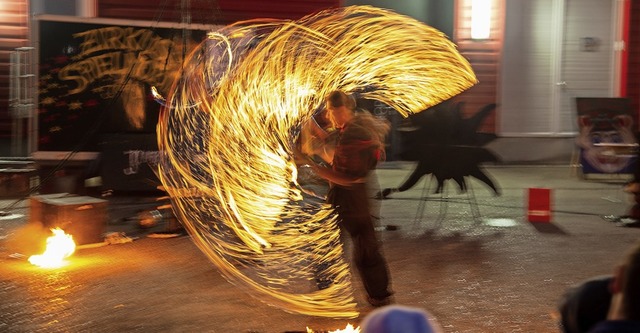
top-left (36, 18), bottom-right (208, 152)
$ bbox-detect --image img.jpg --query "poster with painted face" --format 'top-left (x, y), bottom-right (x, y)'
top-left (575, 98), bottom-right (637, 174)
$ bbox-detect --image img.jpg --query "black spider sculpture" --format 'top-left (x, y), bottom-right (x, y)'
top-left (377, 100), bottom-right (500, 199)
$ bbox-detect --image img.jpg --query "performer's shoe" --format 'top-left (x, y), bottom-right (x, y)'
top-left (367, 295), bottom-right (393, 307)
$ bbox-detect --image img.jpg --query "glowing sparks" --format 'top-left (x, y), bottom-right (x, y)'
top-left (157, 5), bottom-right (476, 318)
top-left (151, 86), bottom-right (165, 103)
top-left (28, 228), bottom-right (76, 269)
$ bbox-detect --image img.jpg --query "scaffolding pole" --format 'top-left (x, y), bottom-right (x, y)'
top-left (9, 46), bottom-right (36, 157)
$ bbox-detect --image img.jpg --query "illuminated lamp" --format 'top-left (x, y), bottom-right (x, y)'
top-left (471, 0), bottom-right (492, 40)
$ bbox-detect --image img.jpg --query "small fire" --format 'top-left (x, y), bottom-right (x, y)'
top-left (331, 324), bottom-right (360, 333)
top-left (28, 228), bottom-right (76, 268)
top-left (307, 324), bottom-right (361, 333)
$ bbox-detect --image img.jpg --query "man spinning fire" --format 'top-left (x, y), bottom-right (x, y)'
top-left (299, 90), bottom-right (394, 307)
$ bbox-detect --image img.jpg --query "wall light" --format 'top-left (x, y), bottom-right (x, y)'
top-left (471, 0), bottom-right (492, 40)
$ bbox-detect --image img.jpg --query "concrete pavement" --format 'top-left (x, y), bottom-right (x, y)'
top-left (1, 164), bottom-right (639, 332)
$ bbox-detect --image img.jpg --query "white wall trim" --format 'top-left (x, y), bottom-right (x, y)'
top-left (550, 0), bottom-right (565, 134)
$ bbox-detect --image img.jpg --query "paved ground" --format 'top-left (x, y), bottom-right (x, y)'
top-left (1, 164), bottom-right (640, 333)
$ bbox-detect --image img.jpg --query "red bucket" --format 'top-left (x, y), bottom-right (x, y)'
top-left (527, 188), bottom-right (552, 223)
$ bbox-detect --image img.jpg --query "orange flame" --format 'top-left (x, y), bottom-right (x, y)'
top-left (307, 324), bottom-right (361, 333)
top-left (28, 228), bottom-right (76, 268)
top-left (330, 324), bottom-right (360, 333)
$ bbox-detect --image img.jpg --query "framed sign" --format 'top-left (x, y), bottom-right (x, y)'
top-left (100, 133), bottom-right (160, 192)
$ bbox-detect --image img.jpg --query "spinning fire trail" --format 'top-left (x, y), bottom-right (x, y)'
top-left (156, 6), bottom-right (476, 318)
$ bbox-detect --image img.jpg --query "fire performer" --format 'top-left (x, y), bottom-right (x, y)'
top-left (300, 90), bottom-right (393, 306)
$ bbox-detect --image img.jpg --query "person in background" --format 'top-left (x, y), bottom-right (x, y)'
top-left (558, 275), bottom-right (613, 333)
top-left (360, 304), bottom-right (443, 333)
top-left (586, 241), bottom-right (640, 333)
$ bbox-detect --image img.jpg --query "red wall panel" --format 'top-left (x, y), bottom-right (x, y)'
top-left (98, 0), bottom-right (339, 24)
top-left (626, 0), bottom-right (640, 128)
top-left (453, 0), bottom-right (504, 134)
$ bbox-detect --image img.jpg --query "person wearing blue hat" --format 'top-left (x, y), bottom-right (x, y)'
top-left (361, 305), bottom-right (443, 333)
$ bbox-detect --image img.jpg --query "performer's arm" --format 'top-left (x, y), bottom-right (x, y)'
top-left (308, 114), bottom-right (330, 140)
top-left (294, 147), bottom-right (363, 187)
top-left (308, 163), bottom-right (366, 187)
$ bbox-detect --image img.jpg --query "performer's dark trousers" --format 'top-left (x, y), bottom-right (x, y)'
top-left (327, 184), bottom-right (392, 300)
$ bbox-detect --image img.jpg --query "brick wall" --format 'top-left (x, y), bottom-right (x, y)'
top-left (97, 0), bottom-right (339, 24)
top-left (453, 0), bottom-right (504, 133)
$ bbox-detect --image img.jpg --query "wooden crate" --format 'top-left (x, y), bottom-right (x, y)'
top-left (0, 168), bottom-right (38, 198)
top-left (30, 194), bottom-right (108, 245)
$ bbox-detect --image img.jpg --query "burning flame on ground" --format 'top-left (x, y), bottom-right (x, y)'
top-left (28, 228), bottom-right (76, 268)
top-left (307, 324), bottom-right (361, 332)
top-left (157, 5), bottom-right (476, 318)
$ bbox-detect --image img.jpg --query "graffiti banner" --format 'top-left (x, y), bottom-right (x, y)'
top-left (37, 18), bottom-right (208, 151)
